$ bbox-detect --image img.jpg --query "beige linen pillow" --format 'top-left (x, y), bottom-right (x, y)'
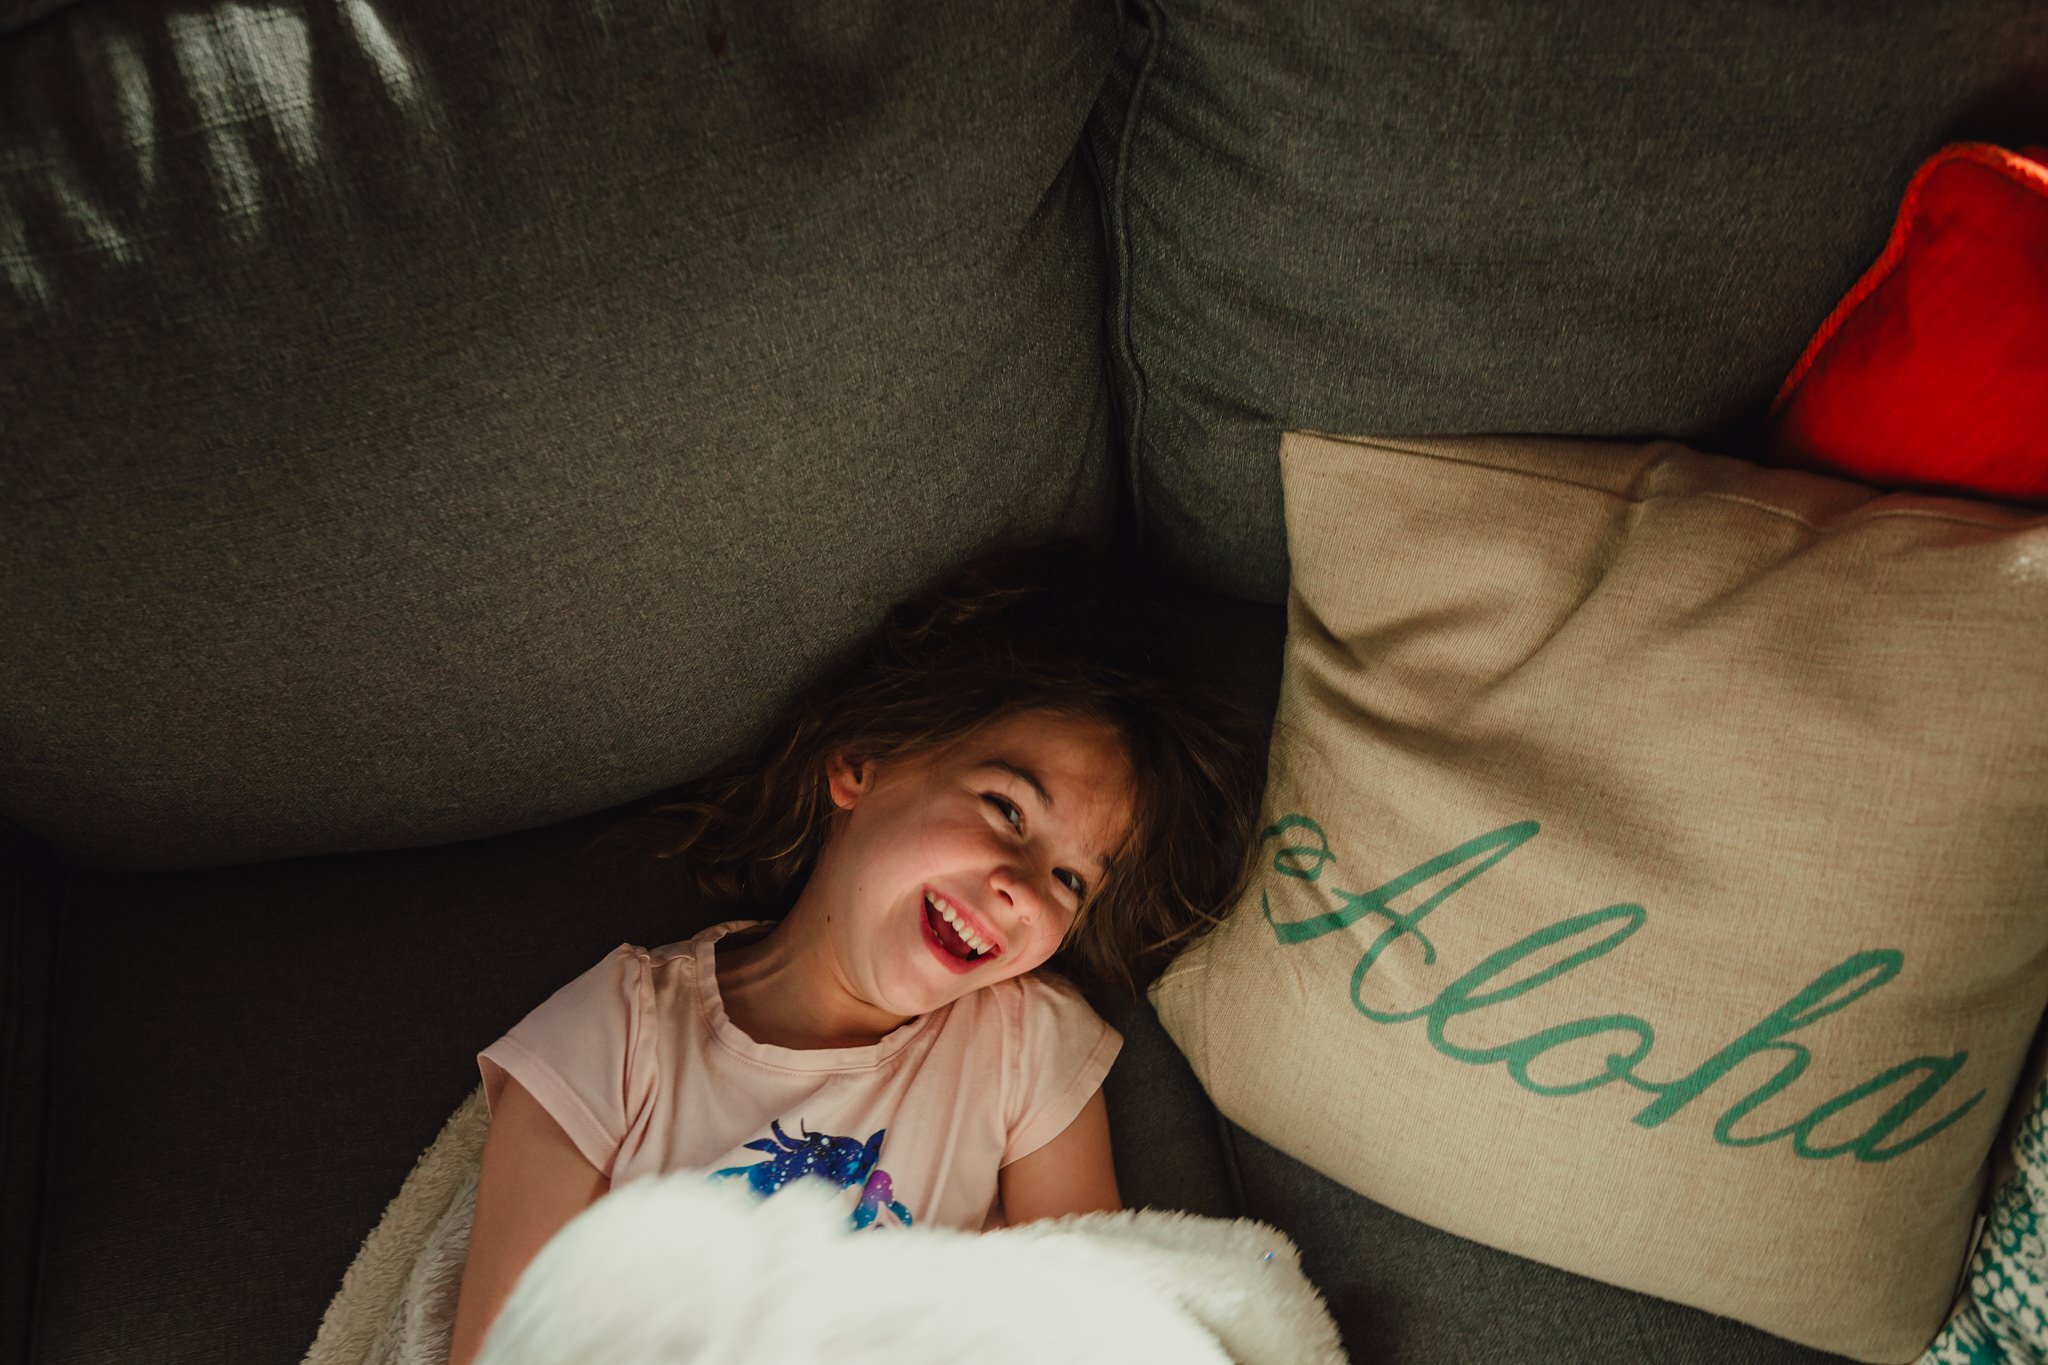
top-left (1153, 433), bottom-right (2048, 1362)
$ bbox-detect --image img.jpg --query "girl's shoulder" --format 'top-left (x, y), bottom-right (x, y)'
top-left (953, 968), bottom-right (1115, 1050)
top-left (953, 971), bottom-right (1122, 1146)
top-left (639, 919), bottom-right (773, 967)
top-left (578, 921), bottom-right (769, 1015)
top-left (1005, 966), bottom-right (1097, 1012)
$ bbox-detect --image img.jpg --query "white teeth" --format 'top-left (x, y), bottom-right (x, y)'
top-left (926, 892), bottom-right (993, 956)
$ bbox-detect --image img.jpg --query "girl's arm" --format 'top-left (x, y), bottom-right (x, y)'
top-left (997, 1086), bottom-right (1122, 1224)
top-left (448, 1074), bottom-right (610, 1365)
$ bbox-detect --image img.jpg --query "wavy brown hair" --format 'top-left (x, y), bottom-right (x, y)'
top-left (590, 540), bottom-right (1267, 996)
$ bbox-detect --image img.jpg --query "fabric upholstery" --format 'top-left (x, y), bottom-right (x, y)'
top-left (0, 0), bottom-right (1118, 870)
top-left (1087, 0), bottom-right (2048, 601)
top-left (18, 586), bottom-right (1275, 1365)
top-left (0, 841), bottom-right (63, 1365)
top-left (30, 804), bottom-right (726, 1364)
top-left (1092, 991), bottom-right (1243, 1223)
top-left (1225, 1122), bottom-right (1854, 1365)
top-left (1091, 584), bottom-right (1283, 1222)
top-left (23, 811), bottom-right (1246, 1364)
top-left (23, 583), bottom-right (1915, 1365)
top-left (1078, 588), bottom-right (1868, 1362)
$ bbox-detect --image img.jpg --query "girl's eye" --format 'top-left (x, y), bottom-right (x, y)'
top-left (983, 794), bottom-right (1085, 901)
top-left (983, 794), bottom-right (1022, 830)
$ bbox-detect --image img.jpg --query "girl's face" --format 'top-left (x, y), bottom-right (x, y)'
top-left (804, 710), bottom-right (1135, 1019)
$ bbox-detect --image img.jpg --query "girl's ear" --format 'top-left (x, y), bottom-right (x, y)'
top-left (825, 752), bottom-right (872, 810)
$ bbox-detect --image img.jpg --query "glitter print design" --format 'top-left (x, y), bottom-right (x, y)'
top-left (710, 1120), bottom-right (915, 1230)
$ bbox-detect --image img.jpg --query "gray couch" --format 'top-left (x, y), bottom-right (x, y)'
top-left (5, 1), bottom-right (2042, 1360)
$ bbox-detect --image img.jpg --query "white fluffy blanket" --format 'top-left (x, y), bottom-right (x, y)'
top-left (303, 1084), bottom-right (1346, 1365)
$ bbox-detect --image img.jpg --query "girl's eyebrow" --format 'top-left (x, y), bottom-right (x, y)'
top-left (976, 759), bottom-right (1053, 809)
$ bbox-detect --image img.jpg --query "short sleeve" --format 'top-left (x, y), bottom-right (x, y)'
top-left (478, 943), bottom-right (651, 1179)
top-left (1001, 972), bottom-right (1123, 1165)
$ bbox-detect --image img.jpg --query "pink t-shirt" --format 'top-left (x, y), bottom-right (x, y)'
top-left (477, 920), bottom-right (1121, 1232)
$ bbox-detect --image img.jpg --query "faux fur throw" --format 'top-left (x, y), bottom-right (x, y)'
top-left (303, 1084), bottom-right (1346, 1365)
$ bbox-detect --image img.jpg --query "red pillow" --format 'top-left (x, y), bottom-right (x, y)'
top-left (1765, 142), bottom-right (2048, 504)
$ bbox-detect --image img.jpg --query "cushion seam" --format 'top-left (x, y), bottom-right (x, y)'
top-left (1107, 0), bottom-right (1163, 548)
top-left (1312, 435), bottom-right (2039, 531)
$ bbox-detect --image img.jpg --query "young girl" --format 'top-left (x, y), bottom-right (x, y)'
top-left (448, 541), bottom-right (1262, 1364)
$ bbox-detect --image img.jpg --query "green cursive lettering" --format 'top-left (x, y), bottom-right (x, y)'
top-left (1256, 814), bottom-right (1984, 1165)
top-left (1425, 907), bottom-right (1656, 1097)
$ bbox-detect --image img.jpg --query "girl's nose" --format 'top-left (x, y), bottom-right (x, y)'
top-left (989, 865), bottom-right (1039, 923)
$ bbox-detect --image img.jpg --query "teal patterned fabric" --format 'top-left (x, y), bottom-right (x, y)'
top-left (1924, 1082), bottom-right (2048, 1364)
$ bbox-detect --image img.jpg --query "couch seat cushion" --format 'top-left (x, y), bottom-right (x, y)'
top-left (27, 797), bottom-right (1248, 1363)
top-left (1225, 1122), bottom-right (1855, 1365)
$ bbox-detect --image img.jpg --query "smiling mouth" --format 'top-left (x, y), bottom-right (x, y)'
top-left (923, 891), bottom-right (997, 963)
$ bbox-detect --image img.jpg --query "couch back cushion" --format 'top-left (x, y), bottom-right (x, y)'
top-left (1087, 0), bottom-right (2048, 601)
top-left (1152, 432), bottom-right (2048, 1361)
top-left (0, 0), bottom-right (1117, 869)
